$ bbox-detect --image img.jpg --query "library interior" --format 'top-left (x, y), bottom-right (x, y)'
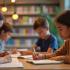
top-left (0, 0), bottom-right (70, 70)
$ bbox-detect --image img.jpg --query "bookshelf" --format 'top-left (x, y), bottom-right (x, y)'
top-left (0, 0), bottom-right (61, 48)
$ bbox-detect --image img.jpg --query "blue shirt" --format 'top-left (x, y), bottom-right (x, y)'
top-left (36, 35), bottom-right (58, 52)
top-left (0, 40), bottom-right (5, 53)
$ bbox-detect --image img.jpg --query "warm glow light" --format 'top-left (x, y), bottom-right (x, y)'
top-left (12, 14), bottom-right (19, 20)
top-left (1, 7), bottom-right (7, 12)
top-left (11, 0), bottom-right (16, 3)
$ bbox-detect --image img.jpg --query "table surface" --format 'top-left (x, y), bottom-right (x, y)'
top-left (19, 58), bottom-right (70, 70)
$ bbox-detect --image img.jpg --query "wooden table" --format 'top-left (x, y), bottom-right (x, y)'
top-left (19, 58), bottom-right (70, 70)
top-left (0, 67), bottom-right (23, 70)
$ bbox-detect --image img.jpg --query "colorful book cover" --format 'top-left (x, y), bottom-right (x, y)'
top-left (43, 6), bottom-right (48, 14)
top-left (20, 16), bottom-right (29, 25)
top-left (35, 6), bottom-right (41, 14)
top-left (16, 6), bottom-right (24, 14)
top-left (14, 39), bottom-right (20, 47)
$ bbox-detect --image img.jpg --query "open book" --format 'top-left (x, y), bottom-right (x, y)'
top-left (27, 59), bottom-right (63, 65)
top-left (0, 58), bottom-right (23, 68)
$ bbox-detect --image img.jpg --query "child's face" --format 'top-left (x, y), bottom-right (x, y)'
top-left (35, 27), bottom-right (48, 39)
top-left (56, 23), bottom-right (70, 40)
top-left (0, 32), bottom-right (12, 41)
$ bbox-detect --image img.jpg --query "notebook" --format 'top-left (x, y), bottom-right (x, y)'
top-left (0, 58), bottom-right (24, 67)
top-left (27, 59), bottom-right (63, 65)
top-left (11, 52), bottom-right (21, 58)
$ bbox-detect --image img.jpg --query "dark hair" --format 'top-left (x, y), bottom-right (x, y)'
top-left (55, 10), bottom-right (70, 27)
top-left (33, 17), bottom-right (49, 30)
top-left (0, 22), bottom-right (13, 34)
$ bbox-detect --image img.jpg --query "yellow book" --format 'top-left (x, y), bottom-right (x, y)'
top-left (15, 39), bottom-right (20, 47)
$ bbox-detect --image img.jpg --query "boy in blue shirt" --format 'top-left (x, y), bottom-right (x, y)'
top-left (33, 17), bottom-right (58, 53)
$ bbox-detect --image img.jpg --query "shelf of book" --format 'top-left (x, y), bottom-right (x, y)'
top-left (0, 0), bottom-right (61, 48)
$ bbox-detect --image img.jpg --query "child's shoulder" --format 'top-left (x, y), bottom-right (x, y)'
top-left (49, 34), bottom-right (57, 41)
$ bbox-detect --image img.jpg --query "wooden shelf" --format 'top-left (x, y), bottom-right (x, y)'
top-left (0, 3), bottom-right (59, 6)
top-left (12, 34), bottom-right (38, 39)
top-left (6, 46), bottom-right (32, 49)
top-left (13, 25), bottom-right (33, 28)
top-left (4, 14), bottom-right (42, 16)
top-left (4, 13), bottom-right (56, 17)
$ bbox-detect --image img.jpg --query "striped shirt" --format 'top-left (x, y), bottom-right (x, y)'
top-left (54, 39), bottom-right (70, 64)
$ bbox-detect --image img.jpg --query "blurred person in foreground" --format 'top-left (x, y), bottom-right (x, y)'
top-left (0, 13), bottom-right (13, 63)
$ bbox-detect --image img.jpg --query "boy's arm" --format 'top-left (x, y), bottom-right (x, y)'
top-left (45, 36), bottom-right (58, 55)
top-left (32, 44), bottom-right (41, 52)
top-left (32, 44), bottom-right (37, 51)
top-left (50, 35), bottom-right (58, 52)
top-left (32, 38), bottom-right (41, 52)
top-left (46, 47), bottom-right (53, 54)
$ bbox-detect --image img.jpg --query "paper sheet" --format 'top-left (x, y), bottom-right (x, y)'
top-left (19, 55), bottom-right (33, 59)
top-left (18, 49), bottom-right (28, 51)
top-left (19, 55), bottom-right (33, 60)
top-left (27, 59), bottom-right (63, 64)
top-left (11, 52), bottom-right (21, 58)
top-left (0, 58), bottom-right (24, 67)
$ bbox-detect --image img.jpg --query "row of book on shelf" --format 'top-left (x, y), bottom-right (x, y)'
top-left (15, 0), bottom-right (58, 4)
top-left (6, 38), bottom-right (37, 47)
top-left (13, 28), bottom-right (37, 36)
top-left (6, 16), bottom-right (37, 25)
top-left (4, 6), bottom-right (56, 15)
top-left (5, 5), bottom-right (57, 25)
top-left (6, 16), bottom-right (54, 25)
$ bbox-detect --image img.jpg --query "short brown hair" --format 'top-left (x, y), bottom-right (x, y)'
top-left (33, 17), bottom-right (49, 30)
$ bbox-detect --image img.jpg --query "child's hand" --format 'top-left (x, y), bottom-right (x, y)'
top-left (32, 52), bottom-right (45, 60)
top-left (0, 54), bottom-right (12, 63)
top-left (0, 51), bottom-right (9, 57)
top-left (32, 53), bottom-right (54, 60)
top-left (10, 47), bottom-right (18, 54)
